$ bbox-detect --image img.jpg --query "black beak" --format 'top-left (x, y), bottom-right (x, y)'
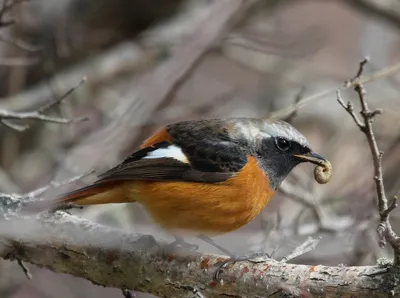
top-left (293, 152), bottom-right (327, 166)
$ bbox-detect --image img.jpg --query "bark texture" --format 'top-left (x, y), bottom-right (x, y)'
top-left (0, 195), bottom-right (400, 298)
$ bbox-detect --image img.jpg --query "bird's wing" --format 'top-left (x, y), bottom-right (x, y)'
top-left (95, 140), bottom-right (245, 184)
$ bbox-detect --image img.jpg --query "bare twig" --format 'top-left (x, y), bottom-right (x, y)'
top-left (38, 77), bottom-right (87, 113)
top-left (278, 181), bottom-right (348, 234)
top-left (282, 86), bottom-right (305, 123)
top-left (0, 35), bottom-right (42, 51)
top-left (0, 110), bottom-right (87, 125)
top-left (17, 258), bottom-right (32, 279)
top-left (0, 119), bottom-right (27, 131)
top-left (280, 237), bottom-right (321, 263)
top-left (338, 57), bottom-right (400, 264)
top-left (0, 78), bottom-right (88, 131)
top-left (268, 61), bottom-right (400, 122)
top-left (336, 90), bottom-right (364, 129)
top-left (24, 169), bottom-right (94, 200)
top-left (352, 57), bottom-right (369, 80)
top-left (0, 0), bottom-right (29, 28)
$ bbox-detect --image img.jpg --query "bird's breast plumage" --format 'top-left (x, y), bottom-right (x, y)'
top-left (130, 155), bottom-right (274, 235)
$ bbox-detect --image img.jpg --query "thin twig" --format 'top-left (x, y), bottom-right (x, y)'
top-left (381, 196), bottom-right (398, 219)
top-left (338, 57), bottom-right (400, 264)
top-left (17, 258), bottom-right (32, 279)
top-left (268, 60), bottom-right (400, 122)
top-left (0, 110), bottom-right (87, 124)
top-left (37, 77), bottom-right (87, 113)
top-left (0, 119), bottom-right (28, 131)
top-left (24, 169), bottom-right (94, 200)
top-left (280, 237), bottom-right (321, 263)
top-left (0, 35), bottom-right (42, 51)
top-left (0, 0), bottom-right (29, 28)
top-left (352, 56), bottom-right (369, 80)
top-left (0, 78), bottom-right (88, 131)
top-left (279, 181), bottom-right (346, 234)
top-left (282, 86), bottom-right (305, 123)
top-left (336, 90), bottom-right (364, 129)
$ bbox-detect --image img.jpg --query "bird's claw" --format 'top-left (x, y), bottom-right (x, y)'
top-left (214, 251), bottom-right (271, 281)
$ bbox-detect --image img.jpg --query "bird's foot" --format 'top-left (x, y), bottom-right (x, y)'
top-left (196, 235), bottom-right (272, 281)
top-left (165, 236), bottom-right (199, 252)
top-left (214, 251), bottom-right (272, 281)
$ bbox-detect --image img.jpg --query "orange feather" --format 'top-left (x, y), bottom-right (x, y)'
top-left (128, 156), bottom-right (274, 235)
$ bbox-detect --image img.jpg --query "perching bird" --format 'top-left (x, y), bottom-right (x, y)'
top-left (56, 117), bottom-right (331, 263)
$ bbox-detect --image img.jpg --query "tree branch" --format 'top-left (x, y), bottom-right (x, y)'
top-left (0, 194), bottom-right (399, 298)
top-left (0, 78), bottom-right (88, 131)
top-left (337, 57), bottom-right (400, 264)
top-left (268, 61), bottom-right (400, 122)
top-left (0, 0), bottom-right (30, 28)
top-left (350, 0), bottom-right (400, 29)
top-left (53, 0), bottom-right (260, 181)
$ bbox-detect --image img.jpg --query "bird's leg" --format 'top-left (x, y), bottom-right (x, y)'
top-left (197, 234), bottom-right (271, 281)
top-left (165, 235), bottom-right (199, 251)
top-left (196, 234), bottom-right (234, 256)
top-left (196, 234), bottom-right (237, 281)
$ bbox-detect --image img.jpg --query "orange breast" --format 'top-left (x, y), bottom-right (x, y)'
top-left (127, 156), bottom-right (274, 235)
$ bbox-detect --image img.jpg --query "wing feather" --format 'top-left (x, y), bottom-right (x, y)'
top-left (95, 141), bottom-right (235, 184)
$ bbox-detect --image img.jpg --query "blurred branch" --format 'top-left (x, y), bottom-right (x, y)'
top-left (350, 0), bottom-right (400, 29)
top-left (0, 0), bottom-right (29, 28)
top-left (53, 0), bottom-right (261, 181)
top-left (268, 61), bottom-right (400, 122)
top-left (280, 236), bottom-right (321, 263)
top-left (0, 57), bottom-right (38, 66)
top-left (0, 43), bottom-right (163, 112)
top-left (337, 57), bottom-right (400, 265)
top-left (0, 167), bottom-right (19, 193)
top-left (281, 86), bottom-right (305, 123)
top-left (225, 25), bottom-right (325, 58)
top-left (0, 78), bottom-right (88, 131)
top-left (24, 169), bottom-right (94, 200)
top-left (0, 193), bottom-right (399, 297)
top-left (279, 180), bottom-right (351, 234)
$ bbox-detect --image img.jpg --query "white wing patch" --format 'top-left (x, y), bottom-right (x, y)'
top-left (143, 145), bottom-right (189, 163)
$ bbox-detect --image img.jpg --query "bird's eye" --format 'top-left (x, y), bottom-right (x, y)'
top-left (275, 137), bottom-right (291, 151)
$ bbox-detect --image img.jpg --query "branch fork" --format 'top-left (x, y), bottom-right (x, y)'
top-left (338, 57), bottom-right (400, 264)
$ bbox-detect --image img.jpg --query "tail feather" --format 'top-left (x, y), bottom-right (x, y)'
top-left (57, 182), bottom-right (131, 206)
top-left (22, 181), bottom-right (132, 214)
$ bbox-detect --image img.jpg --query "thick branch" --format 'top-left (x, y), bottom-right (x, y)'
top-left (0, 195), bottom-right (399, 298)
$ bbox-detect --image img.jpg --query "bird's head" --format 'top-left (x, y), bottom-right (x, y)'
top-left (229, 118), bottom-right (331, 189)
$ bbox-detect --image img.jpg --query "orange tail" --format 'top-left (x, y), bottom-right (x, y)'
top-left (57, 182), bottom-right (132, 206)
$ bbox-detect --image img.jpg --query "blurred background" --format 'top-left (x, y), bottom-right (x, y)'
top-left (0, 0), bottom-right (400, 297)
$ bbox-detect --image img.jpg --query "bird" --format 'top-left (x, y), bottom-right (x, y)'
top-left (55, 117), bottom-right (331, 275)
